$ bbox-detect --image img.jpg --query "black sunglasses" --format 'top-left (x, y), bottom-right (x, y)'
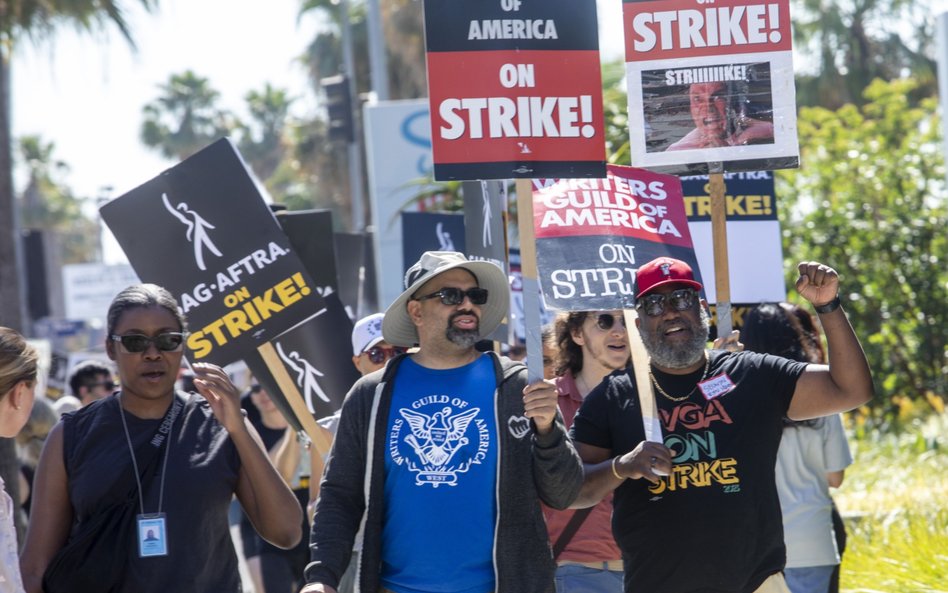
top-left (414, 287), bottom-right (488, 306)
top-left (634, 288), bottom-right (698, 317)
top-left (594, 313), bottom-right (627, 331)
top-left (90, 380), bottom-right (116, 391)
top-left (364, 346), bottom-right (408, 364)
top-left (110, 332), bottom-right (187, 354)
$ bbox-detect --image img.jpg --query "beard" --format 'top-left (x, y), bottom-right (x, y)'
top-left (446, 311), bottom-right (480, 348)
top-left (639, 306), bottom-right (710, 369)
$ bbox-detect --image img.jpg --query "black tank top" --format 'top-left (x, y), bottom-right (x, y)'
top-left (63, 393), bottom-right (242, 593)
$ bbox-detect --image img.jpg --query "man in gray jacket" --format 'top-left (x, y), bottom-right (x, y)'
top-left (302, 251), bottom-right (583, 593)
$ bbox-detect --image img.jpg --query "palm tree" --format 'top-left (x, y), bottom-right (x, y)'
top-left (237, 83), bottom-right (294, 181)
top-left (140, 70), bottom-right (234, 161)
top-left (1, 0), bottom-right (157, 331)
top-left (19, 135), bottom-right (99, 264)
top-left (0, 0), bottom-right (158, 546)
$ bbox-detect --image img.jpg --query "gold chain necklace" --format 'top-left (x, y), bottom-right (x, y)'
top-left (649, 354), bottom-right (710, 402)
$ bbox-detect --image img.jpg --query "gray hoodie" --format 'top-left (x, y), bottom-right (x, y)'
top-left (304, 352), bottom-right (583, 593)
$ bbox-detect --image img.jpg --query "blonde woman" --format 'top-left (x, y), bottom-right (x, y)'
top-left (0, 327), bottom-right (40, 593)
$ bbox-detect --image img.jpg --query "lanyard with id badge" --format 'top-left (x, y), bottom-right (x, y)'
top-left (119, 394), bottom-right (183, 558)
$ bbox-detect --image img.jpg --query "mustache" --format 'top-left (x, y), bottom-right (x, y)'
top-left (449, 310), bottom-right (479, 324)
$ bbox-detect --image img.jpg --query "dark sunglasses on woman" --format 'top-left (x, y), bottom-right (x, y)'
top-left (110, 332), bottom-right (187, 354)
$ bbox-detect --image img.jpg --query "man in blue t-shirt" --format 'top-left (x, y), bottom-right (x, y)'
top-left (570, 257), bottom-right (873, 593)
top-left (303, 251), bottom-right (583, 593)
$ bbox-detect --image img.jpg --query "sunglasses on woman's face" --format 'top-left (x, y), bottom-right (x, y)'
top-left (364, 346), bottom-right (408, 364)
top-left (110, 332), bottom-right (186, 354)
top-left (90, 380), bottom-right (116, 391)
top-left (634, 288), bottom-right (698, 317)
top-left (594, 313), bottom-right (627, 331)
top-left (414, 287), bottom-right (489, 306)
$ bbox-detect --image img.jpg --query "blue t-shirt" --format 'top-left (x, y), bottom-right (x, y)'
top-left (381, 355), bottom-right (498, 593)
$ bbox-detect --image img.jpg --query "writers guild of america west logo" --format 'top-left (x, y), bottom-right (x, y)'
top-left (389, 396), bottom-right (490, 488)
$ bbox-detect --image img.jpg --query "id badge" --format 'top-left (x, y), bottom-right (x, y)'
top-left (137, 513), bottom-right (168, 558)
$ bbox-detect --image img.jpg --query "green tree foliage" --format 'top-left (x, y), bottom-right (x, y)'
top-left (140, 70), bottom-right (234, 161)
top-left (237, 84), bottom-right (293, 181)
top-left (791, 0), bottom-right (935, 108)
top-left (777, 78), bottom-right (947, 410)
top-left (18, 136), bottom-right (98, 264)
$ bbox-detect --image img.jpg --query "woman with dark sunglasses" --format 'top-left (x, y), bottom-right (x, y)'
top-left (21, 283), bottom-right (301, 593)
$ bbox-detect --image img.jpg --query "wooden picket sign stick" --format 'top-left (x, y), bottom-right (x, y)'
top-left (515, 178), bottom-right (544, 383)
top-left (257, 341), bottom-right (335, 478)
top-left (623, 309), bottom-right (663, 444)
top-left (708, 169), bottom-right (733, 336)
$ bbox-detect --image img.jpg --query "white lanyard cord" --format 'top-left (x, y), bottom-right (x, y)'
top-left (119, 394), bottom-right (175, 517)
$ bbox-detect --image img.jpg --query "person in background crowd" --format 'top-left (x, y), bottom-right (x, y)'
top-left (67, 360), bottom-right (115, 407)
top-left (20, 283), bottom-right (301, 593)
top-left (544, 310), bottom-right (631, 592)
top-left (0, 326), bottom-right (39, 593)
top-left (786, 304), bottom-right (849, 593)
top-left (542, 325), bottom-right (558, 381)
top-left (350, 313), bottom-right (406, 377)
top-left (264, 423), bottom-right (312, 593)
top-left (742, 303), bottom-right (853, 593)
top-left (239, 382), bottom-right (292, 593)
top-left (302, 251), bottom-right (582, 593)
top-left (570, 258), bottom-right (872, 593)
top-left (15, 396), bottom-right (57, 517)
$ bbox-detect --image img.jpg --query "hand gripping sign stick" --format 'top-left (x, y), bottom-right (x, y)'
top-left (623, 309), bottom-right (665, 463)
top-left (257, 341), bottom-right (335, 479)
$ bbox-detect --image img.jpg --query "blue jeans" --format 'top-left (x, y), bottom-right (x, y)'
top-left (554, 564), bottom-right (624, 593)
top-left (784, 565), bottom-right (835, 593)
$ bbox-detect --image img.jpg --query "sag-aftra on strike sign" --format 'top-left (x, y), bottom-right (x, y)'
top-left (423, 0), bottom-right (607, 181)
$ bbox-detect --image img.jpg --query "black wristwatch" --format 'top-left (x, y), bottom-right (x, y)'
top-left (814, 295), bottom-right (841, 314)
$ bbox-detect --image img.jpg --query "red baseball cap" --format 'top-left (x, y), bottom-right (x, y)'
top-left (635, 257), bottom-right (703, 300)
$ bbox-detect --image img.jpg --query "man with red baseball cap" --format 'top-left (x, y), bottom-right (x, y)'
top-left (569, 256), bottom-right (873, 593)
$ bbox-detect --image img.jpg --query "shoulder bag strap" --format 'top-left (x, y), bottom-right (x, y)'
top-left (551, 506), bottom-right (595, 560)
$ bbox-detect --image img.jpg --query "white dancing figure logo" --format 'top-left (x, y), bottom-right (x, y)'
top-left (277, 342), bottom-right (331, 413)
top-left (162, 193), bottom-right (223, 271)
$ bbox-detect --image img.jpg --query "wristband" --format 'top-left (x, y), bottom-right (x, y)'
top-left (814, 295), bottom-right (841, 314)
top-left (611, 456), bottom-right (624, 480)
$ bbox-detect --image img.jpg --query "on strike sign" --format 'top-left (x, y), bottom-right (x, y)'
top-left (533, 164), bottom-right (703, 311)
top-left (423, 0), bottom-right (607, 181)
top-left (623, 0), bottom-right (800, 175)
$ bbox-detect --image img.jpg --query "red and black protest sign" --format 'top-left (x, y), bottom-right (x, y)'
top-left (423, 0), bottom-right (607, 181)
top-left (622, 0), bottom-right (799, 174)
top-left (533, 164), bottom-right (703, 311)
top-left (100, 139), bottom-right (325, 367)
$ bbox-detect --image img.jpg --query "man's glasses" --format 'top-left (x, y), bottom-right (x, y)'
top-left (90, 380), bottom-right (116, 391)
top-left (413, 287), bottom-right (489, 306)
top-left (594, 313), bottom-right (627, 331)
top-left (364, 346), bottom-right (408, 364)
top-left (634, 289), bottom-right (698, 317)
top-left (110, 332), bottom-right (187, 354)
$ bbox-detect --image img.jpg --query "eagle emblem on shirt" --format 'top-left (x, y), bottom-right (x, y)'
top-left (399, 407), bottom-right (480, 467)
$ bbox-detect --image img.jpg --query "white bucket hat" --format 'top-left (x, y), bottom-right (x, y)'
top-left (382, 251), bottom-right (509, 347)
